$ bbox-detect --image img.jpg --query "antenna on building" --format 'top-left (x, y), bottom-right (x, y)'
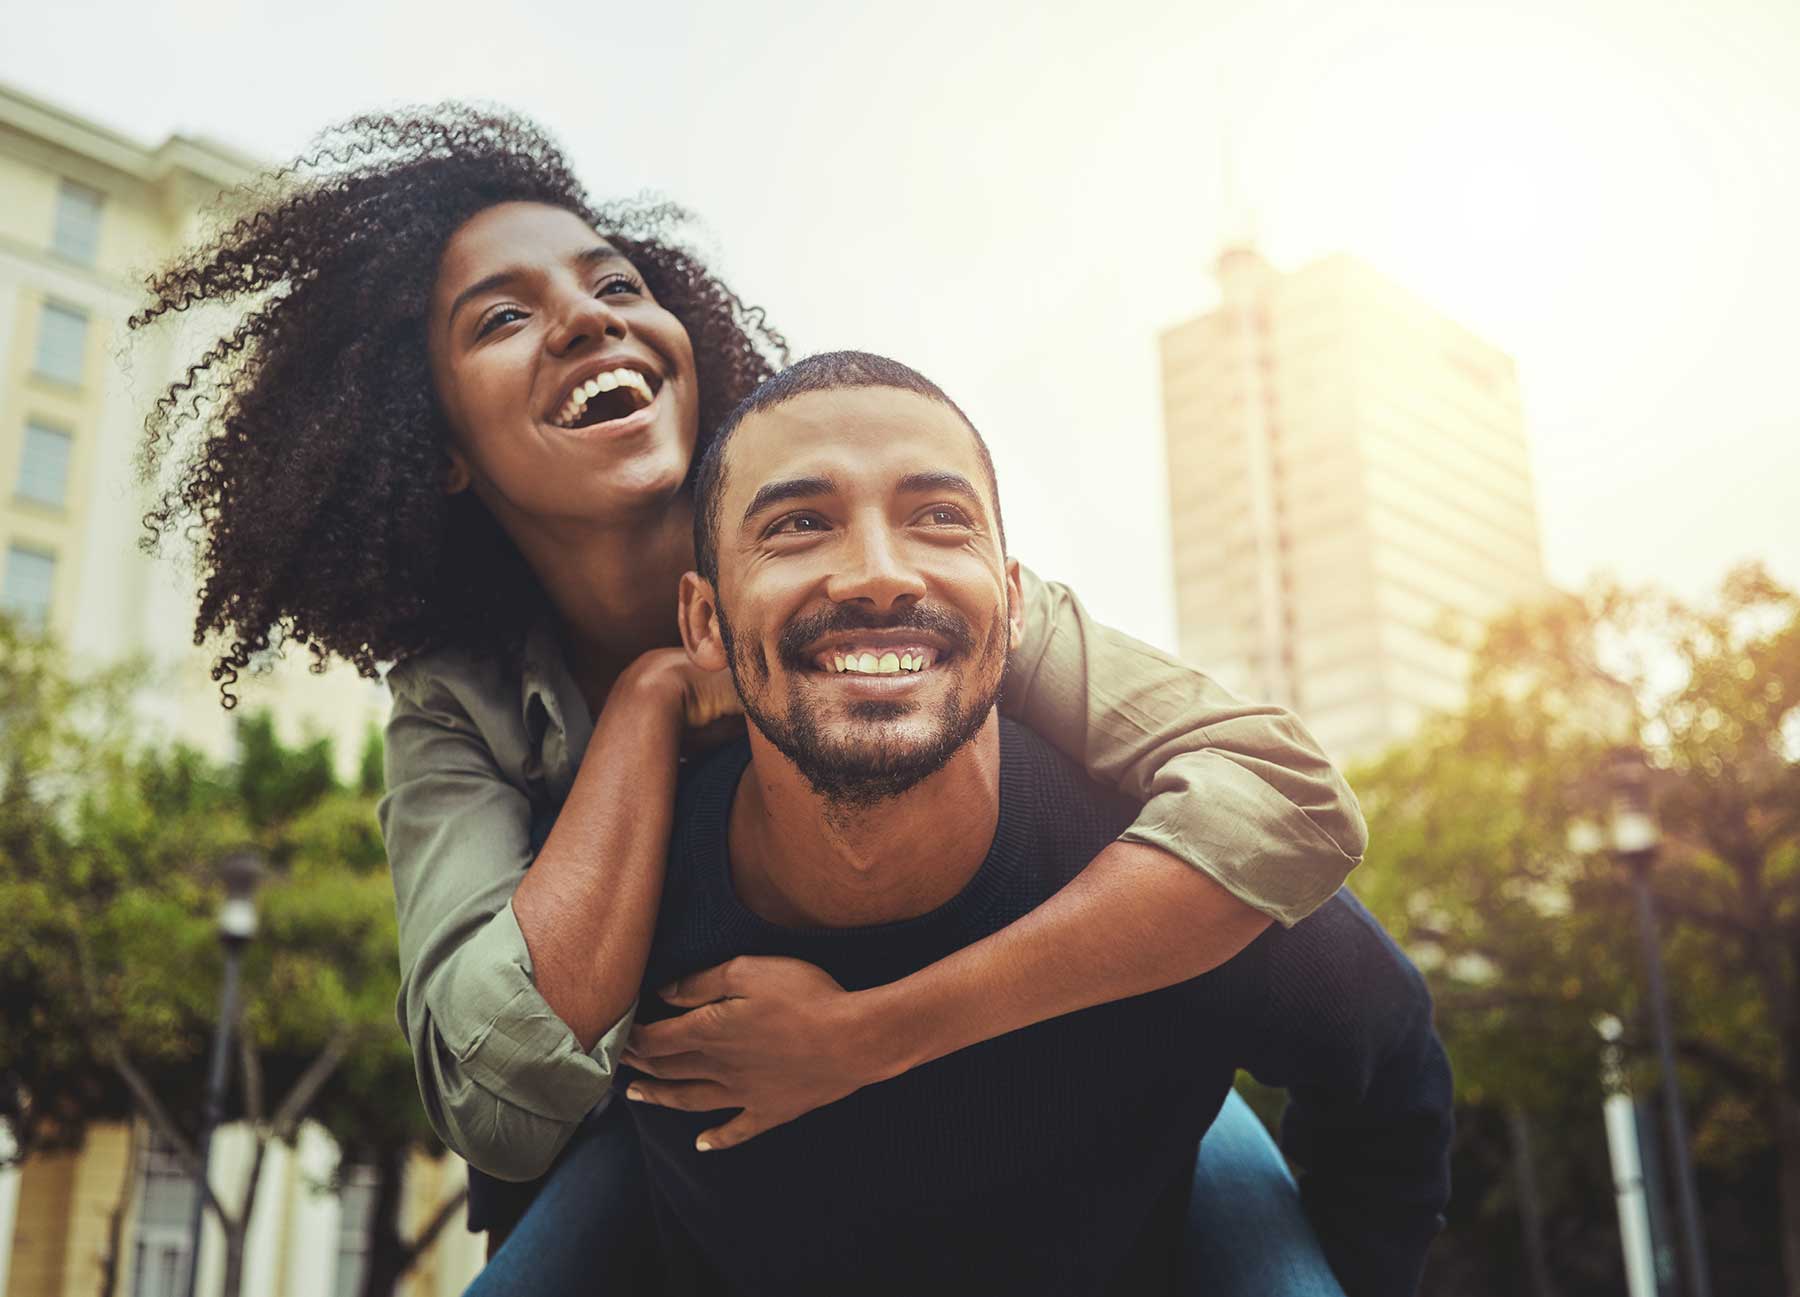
top-left (1216, 76), bottom-right (1261, 257)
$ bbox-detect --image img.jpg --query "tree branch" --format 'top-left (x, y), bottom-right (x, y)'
top-left (104, 1046), bottom-right (235, 1231)
top-left (396, 1184), bottom-right (470, 1268)
top-left (1675, 1036), bottom-right (1770, 1094)
top-left (237, 1022), bottom-right (265, 1130)
top-left (269, 1025), bottom-right (360, 1144)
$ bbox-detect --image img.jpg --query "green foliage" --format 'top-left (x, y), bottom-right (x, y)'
top-left (1349, 562), bottom-right (1797, 1292)
top-left (0, 622), bottom-right (430, 1163)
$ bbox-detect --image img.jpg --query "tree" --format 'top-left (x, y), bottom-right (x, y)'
top-left (1350, 564), bottom-right (1796, 1294)
top-left (0, 620), bottom-right (465, 1296)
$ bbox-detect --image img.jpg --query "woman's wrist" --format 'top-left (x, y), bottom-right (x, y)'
top-left (849, 979), bottom-right (957, 1084)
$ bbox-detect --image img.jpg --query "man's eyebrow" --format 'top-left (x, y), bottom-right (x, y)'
top-left (446, 245), bottom-right (628, 326)
top-left (898, 471), bottom-right (986, 510)
top-left (741, 475), bottom-right (838, 527)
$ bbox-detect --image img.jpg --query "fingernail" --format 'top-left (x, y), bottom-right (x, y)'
top-left (695, 1137), bottom-right (713, 1152)
top-left (626, 1086), bottom-right (645, 1102)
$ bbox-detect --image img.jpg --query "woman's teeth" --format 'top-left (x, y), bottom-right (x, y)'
top-left (555, 368), bottom-right (655, 427)
top-left (824, 649), bottom-right (937, 675)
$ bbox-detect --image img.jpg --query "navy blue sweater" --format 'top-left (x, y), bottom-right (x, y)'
top-left (628, 721), bottom-right (1452, 1296)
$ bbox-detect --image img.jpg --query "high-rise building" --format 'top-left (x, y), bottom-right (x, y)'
top-left (0, 83), bottom-right (478, 1297)
top-left (1161, 246), bottom-right (1549, 762)
top-left (0, 81), bottom-right (390, 773)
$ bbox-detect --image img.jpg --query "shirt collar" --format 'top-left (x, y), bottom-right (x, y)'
top-left (519, 616), bottom-right (594, 803)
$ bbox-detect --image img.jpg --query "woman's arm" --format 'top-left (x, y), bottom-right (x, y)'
top-left (381, 648), bottom-right (721, 1181)
top-left (624, 565), bottom-right (1366, 1149)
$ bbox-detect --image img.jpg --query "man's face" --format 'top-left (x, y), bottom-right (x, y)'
top-left (687, 387), bottom-right (1022, 807)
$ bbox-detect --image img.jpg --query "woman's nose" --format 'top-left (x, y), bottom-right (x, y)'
top-left (546, 289), bottom-right (626, 356)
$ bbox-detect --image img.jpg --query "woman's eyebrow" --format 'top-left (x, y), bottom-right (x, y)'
top-left (446, 246), bottom-right (627, 325)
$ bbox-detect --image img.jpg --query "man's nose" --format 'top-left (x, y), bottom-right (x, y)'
top-left (825, 525), bottom-right (927, 612)
top-left (546, 287), bottom-right (626, 356)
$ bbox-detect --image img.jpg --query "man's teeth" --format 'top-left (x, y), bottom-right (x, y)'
top-left (826, 649), bottom-right (935, 675)
top-left (556, 368), bottom-right (655, 426)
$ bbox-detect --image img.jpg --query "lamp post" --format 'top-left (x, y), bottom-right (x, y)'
top-left (1605, 748), bottom-right (1711, 1297)
top-left (182, 850), bottom-right (265, 1297)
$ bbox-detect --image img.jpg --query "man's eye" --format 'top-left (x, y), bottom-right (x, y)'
top-left (475, 307), bottom-right (526, 338)
top-left (766, 512), bottom-right (830, 537)
top-left (920, 505), bottom-right (973, 527)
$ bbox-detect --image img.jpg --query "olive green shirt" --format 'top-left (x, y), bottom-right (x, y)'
top-left (379, 565), bottom-right (1365, 1181)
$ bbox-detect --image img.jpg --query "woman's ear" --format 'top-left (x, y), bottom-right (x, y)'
top-left (679, 571), bottom-right (730, 671)
top-left (443, 448), bottom-right (472, 495)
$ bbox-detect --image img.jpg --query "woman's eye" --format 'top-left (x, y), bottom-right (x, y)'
top-left (597, 274), bottom-right (645, 298)
top-left (767, 512), bottom-right (830, 537)
top-left (475, 307), bottom-right (526, 338)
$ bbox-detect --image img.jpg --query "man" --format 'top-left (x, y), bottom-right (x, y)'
top-left (620, 352), bottom-right (1452, 1296)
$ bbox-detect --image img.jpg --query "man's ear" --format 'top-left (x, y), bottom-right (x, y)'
top-left (443, 447), bottom-right (472, 495)
top-left (679, 571), bottom-right (730, 670)
top-left (1004, 558), bottom-right (1025, 652)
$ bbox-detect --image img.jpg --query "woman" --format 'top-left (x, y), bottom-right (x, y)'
top-left (131, 106), bottom-right (1362, 1292)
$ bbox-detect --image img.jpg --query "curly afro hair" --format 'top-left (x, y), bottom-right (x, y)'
top-left (130, 104), bottom-right (788, 704)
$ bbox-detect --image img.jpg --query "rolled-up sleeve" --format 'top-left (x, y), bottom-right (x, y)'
top-left (1000, 565), bottom-right (1367, 926)
top-left (380, 663), bottom-right (633, 1181)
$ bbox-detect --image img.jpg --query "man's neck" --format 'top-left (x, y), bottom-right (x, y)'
top-left (728, 716), bottom-right (1003, 928)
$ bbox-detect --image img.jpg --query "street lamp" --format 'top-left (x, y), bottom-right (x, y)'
top-left (183, 849), bottom-right (265, 1297)
top-left (1604, 748), bottom-right (1711, 1297)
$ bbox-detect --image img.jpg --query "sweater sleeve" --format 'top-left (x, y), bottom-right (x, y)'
top-left (1235, 891), bottom-right (1455, 1297)
top-left (997, 563), bottom-right (1366, 925)
top-left (379, 660), bottom-right (634, 1182)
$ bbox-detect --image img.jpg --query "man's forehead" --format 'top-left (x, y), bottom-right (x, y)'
top-left (728, 387), bottom-right (984, 500)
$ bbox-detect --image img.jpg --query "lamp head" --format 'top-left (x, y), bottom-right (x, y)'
top-left (216, 849), bottom-right (266, 944)
top-left (1604, 746), bottom-right (1660, 860)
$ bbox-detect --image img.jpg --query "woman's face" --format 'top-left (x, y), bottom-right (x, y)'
top-left (427, 201), bottom-right (699, 532)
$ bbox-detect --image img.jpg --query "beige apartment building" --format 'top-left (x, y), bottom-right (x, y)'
top-left (0, 84), bottom-right (478, 1297)
top-left (1161, 246), bottom-right (1550, 762)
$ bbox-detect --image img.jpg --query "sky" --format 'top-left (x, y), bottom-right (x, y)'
top-left (5, 0), bottom-right (1796, 650)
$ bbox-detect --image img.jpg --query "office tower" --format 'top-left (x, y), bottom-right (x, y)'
top-left (0, 82), bottom-right (389, 772)
top-left (1161, 246), bottom-right (1549, 761)
top-left (0, 83), bottom-right (479, 1297)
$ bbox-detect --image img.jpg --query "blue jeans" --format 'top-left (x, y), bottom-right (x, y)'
top-left (467, 1090), bottom-right (1343, 1295)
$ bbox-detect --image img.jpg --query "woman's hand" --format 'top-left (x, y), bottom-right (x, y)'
top-left (617, 647), bottom-right (744, 752)
top-left (620, 956), bottom-right (900, 1151)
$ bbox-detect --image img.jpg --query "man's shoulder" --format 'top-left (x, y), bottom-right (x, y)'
top-left (673, 736), bottom-right (753, 838)
top-left (996, 718), bottom-right (1140, 861)
top-left (1249, 888), bottom-right (1434, 1035)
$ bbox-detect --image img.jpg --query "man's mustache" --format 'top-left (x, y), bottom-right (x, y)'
top-left (775, 603), bottom-right (979, 671)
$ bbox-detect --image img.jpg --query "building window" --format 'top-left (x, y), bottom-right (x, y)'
top-left (131, 1131), bottom-right (199, 1297)
top-left (1, 546), bottom-right (56, 633)
top-left (334, 1163), bottom-right (381, 1297)
top-left (52, 179), bottom-right (105, 265)
top-left (33, 301), bottom-right (89, 386)
top-left (17, 420), bottom-right (73, 507)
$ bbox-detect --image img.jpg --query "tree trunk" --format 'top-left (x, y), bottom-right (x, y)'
top-left (96, 1131), bottom-right (139, 1297)
top-left (1507, 1104), bottom-right (1559, 1297)
top-left (220, 1227), bottom-right (247, 1297)
top-left (358, 1145), bottom-right (409, 1297)
top-left (1776, 1087), bottom-right (1800, 1297)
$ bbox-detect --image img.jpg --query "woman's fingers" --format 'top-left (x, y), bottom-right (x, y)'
top-left (619, 1048), bottom-right (715, 1082)
top-left (622, 1078), bottom-right (735, 1114)
top-left (695, 1110), bottom-right (770, 1152)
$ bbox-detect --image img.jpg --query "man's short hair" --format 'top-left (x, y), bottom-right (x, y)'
top-left (692, 350), bottom-right (1004, 584)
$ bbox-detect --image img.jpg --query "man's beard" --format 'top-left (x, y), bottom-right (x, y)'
top-left (718, 597), bottom-right (1010, 814)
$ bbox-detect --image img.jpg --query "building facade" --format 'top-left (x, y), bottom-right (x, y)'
top-left (1161, 246), bottom-right (1550, 762)
top-left (0, 84), bottom-right (474, 1297)
top-left (0, 81), bottom-right (390, 771)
